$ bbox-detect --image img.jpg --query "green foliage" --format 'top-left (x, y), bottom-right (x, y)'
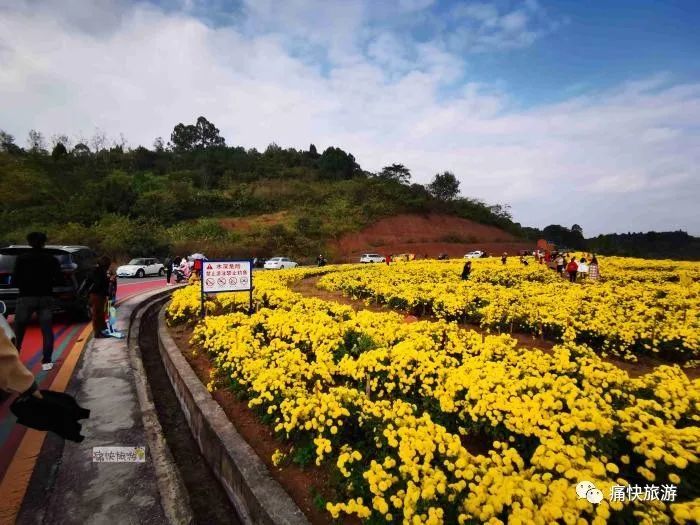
top-left (378, 163), bottom-right (411, 184)
top-left (427, 171), bottom-right (460, 201)
top-left (170, 116), bottom-right (225, 152)
top-left (318, 147), bottom-right (359, 180)
top-left (0, 123), bottom-right (543, 261)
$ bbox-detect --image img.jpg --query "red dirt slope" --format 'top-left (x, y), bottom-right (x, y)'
top-left (333, 213), bottom-right (534, 262)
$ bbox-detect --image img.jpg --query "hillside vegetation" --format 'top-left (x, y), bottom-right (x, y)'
top-left (1, 117), bottom-right (697, 261)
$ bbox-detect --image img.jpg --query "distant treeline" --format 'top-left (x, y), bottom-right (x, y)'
top-left (586, 231), bottom-right (700, 260)
top-left (524, 224), bottom-right (699, 260)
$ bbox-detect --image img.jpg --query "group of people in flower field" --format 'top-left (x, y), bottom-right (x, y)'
top-left (545, 251), bottom-right (600, 282)
top-left (462, 250), bottom-right (600, 282)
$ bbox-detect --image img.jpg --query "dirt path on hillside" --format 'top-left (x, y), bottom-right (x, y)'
top-left (291, 276), bottom-right (698, 379)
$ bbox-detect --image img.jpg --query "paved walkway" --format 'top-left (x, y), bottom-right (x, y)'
top-left (0, 282), bottom-right (170, 525)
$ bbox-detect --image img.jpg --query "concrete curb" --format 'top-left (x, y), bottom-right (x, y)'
top-left (127, 287), bottom-right (195, 525)
top-left (156, 306), bottom-right (309, 525)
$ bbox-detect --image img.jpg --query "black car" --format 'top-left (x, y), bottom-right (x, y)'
top-left (0, 245), bottom-right (97, 320)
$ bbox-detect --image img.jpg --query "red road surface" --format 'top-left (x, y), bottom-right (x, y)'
top-left (0, 277), bottom-right (168, 481)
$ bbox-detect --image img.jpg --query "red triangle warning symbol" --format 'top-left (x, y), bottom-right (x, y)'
top-left (206, 264), bottom-right (213, 269)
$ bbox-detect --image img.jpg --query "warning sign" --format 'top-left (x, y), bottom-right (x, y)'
top-left (201, 260), bottom-right (252, 293)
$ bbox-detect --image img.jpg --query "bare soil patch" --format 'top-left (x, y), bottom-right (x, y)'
top-left (332, 213), bottom-right (533, 262)
top-left (218, 211), bottom-right (291, 232)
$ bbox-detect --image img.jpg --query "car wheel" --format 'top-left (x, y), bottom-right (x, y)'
top-left (136, 269), bottom-right (145, 278)
top-left (158, 268), bottom-right (165, 276)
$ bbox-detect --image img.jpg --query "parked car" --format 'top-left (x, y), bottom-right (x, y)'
top-left (252, 257), bottom-right (267, 268)
top-left (0, 245), bottom-right (96, 320)
top-left (360, 253), bottom-right (385, 263)
top-left (116, 258), bottom-right (164, 278)
top-left (437, 253), bottom-right (449, 260)
top-left (264, 257), bottom-right (298, 270)
top-left (464, 251), bottom-right (485, 259)
top-left (0, 300), bottom-right (15, 345)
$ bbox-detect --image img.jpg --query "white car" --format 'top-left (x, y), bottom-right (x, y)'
top-left (464, 251), bottom-right (485, 259)
top-left (360, 253), bottom-right (385, 263)
top-left (117, 258), bottom-right (165, 278)
top-left (264, 257), bottom-right (298, 270)
top-left (0, 301), bottom-right (15, 345)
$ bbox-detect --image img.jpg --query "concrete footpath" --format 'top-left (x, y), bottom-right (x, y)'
top-left (17, 288), bottom-right (175, 525)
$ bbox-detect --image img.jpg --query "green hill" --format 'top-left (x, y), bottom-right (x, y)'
top-left (0, 118), bottom-right (521, 262)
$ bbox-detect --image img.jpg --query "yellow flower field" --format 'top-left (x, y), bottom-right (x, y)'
top-left (316, 257), bottom-right (700, 363)
top-left (166, 259), bottom-right (700, 524)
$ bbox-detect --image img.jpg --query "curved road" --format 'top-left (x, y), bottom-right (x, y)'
top-left (0, 276), bottom-right (169, 483)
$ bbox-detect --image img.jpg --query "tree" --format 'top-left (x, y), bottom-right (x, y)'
top-left (170, 123), bottom-right (198, 152)
top-left (90, 129), bottom-right (108, 152)
top-left (27, 129), bottom-right (47, 153)
top-left (170, 116), bottom-right (225, 151)
top-left (195, 116), bottom-right (225, 148)
top-left (542, 225), bottom-right (585, 249)
top-left (309, 144), bottom-right (319, 158)
top-left (489, 203), bottom-right (512, 221)
top-left (72, 143), bottom-right (91, 156)
top-left (0, 130), bottom-right (21, 153)
top-left (378, 163), bottom-right (411, 184)
top-left (153, 137), bottom-right (165, 152)
top-left (572, 224), bottom-right (583, 236)
top-left (318, 147), bottom-right (359, 180)
top-left (51, 142), bottom-right (68, 159)
top-left (427, 171), bottom-right (460, 201)
top-left (51, 134), bottom-right (72, 150)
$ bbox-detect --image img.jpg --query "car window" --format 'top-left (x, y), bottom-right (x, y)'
top-left (129, 258), bottom-right (146, 265)
top-left (0, 254), bottom-right (16, 273)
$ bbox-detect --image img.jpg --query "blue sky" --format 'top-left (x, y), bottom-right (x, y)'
top-left (1, 0), bottom-right (699, 235)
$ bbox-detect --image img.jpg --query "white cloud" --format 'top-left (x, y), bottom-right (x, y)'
top-left (0, 0), bottom-right (698, 236)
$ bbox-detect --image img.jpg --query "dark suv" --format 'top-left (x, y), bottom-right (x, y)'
top-left (0, 245), bottom-right (97, 320)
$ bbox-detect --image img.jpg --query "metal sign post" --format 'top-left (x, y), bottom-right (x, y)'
top-left (200, 259), bottom-right (254, 318)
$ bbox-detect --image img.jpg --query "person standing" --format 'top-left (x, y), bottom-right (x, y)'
top-left (461, 261), bottom-right (472, 280)
top-left (555, 253), bottom-right (565, 274)
top-left (193, 257), bottom-right (203, 279)
top-left (566, 257), bottom-right (579, 283)
top-left (164, 256), bottom-right (173, 285)
top-left (12, 232), bottom-right (62, 371)
top-left (588, 256), bottom-right (600, 281)
top-left (501, 252), bottom-right (507, 265)
top-left (107, 269), bottom-right (118, 303)
top-left (577, 257), bottom-right (589, 279)
top-left (87, 257), bottom-right (111, 338)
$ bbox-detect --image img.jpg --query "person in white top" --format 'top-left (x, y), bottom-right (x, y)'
top-left (578, 257), bottom-right (589, 277)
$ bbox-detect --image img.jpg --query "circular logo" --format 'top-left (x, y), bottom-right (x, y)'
top-left (205, 278), bottom-right (215, 287)
top-left (587, 488), bottom-right (604, 504)
top-left (229, 277), bottom-right (237, 285)
top-left (240, 277), bottom-right (248, 285)
top-left (217, 277), bottom-right (226, 286)
top-left (576, 481), bottom-right (596, 499)
top-left (576, 481), bottom-right (603, 505)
